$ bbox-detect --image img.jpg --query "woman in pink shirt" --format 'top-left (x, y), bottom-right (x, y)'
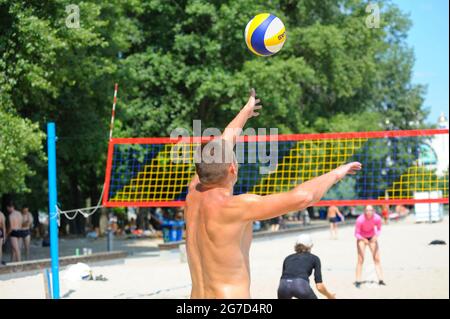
top-left (354, 205), bottom-right (385, 288)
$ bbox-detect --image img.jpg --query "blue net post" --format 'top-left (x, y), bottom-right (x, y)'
top-left (47, 123), bottom-right (60, 299)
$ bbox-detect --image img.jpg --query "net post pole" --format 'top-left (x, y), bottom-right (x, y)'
top-left (109, 83), bottom-right (118, 141)
top-left (428, 191), bottom-right (432, 223)
top-left (47, 122), bottom-right (60, 299)
top-left (107, 226), bottom-right (113, 252)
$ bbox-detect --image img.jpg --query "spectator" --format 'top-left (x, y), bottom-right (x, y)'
top-left (0, 210), bottom-right (6, 265)
top-left (6, 202), bottom-right (24, 262)
top-left (381, 204), bottom-right (390, 224)
top-left (394, 204), bottom-right (409, 220)
top-left (300, 209), bottom-right (311, 226)
top-left (175, 211), bottom-right (184, 221)
top-left (99, 210), bottom-right (108, 236)
top-left (21, 206), bottom-right (33, 260)
top-left (253, 221), bottom-right (261, 232)
top-left (129, 217), bottom-right (136, 232)
top-left (109, 213), bottom-right (119, 234)
top-left (269, 216), bottom-right (281, 232)
top-left (149, 209), bottom-right (163, 231)
top-left (327, 206), bottom-right (345, 239)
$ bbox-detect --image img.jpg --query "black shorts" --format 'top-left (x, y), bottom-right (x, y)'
top-left (329, 217), bottom-right (338, 223)
top-left (269, 218), bottom-right (279, 225)
top-left (10, 229), bottom-right (30, 238)
top-left (278, 278), bottom-right (318, 299)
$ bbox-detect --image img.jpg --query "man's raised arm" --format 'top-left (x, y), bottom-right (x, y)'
top-left (221, 89), bottom-right (262, 146)
top-left (225, 162), bottom-right (362, 222)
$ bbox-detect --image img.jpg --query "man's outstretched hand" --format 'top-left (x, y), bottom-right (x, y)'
top-left (244, 88), bottom-right (262, 118)
top-left (334, 162), bottom-right (362, 182)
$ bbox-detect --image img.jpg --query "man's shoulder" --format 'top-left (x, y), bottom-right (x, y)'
top-left (229, 193), bottom-right (261, 205)
top-left (211, 194), bottom-right (260, 223)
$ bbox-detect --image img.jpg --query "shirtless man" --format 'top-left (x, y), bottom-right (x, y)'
top-left (6, 203), bottom-right (24, 262)
top-left (0, 210), bottom-right (6, 265)
top-left (327, 205), bottom-right (345, 239)
top-left (185, 89), bottom-right (362, 298)
top-left (21, 206), bottom-right (34, 260)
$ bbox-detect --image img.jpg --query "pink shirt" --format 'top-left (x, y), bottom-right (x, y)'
top-left (355, 213), bottom-right (382, 240)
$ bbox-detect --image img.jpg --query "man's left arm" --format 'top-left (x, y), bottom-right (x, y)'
top-left (337, 208), bottom-right (345, 221)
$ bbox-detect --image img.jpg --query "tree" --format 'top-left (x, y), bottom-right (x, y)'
top-left (119, 0), bottom-right (428, 137)
top-left (0, 0), bottom-right (136, 233)
top-left (0, 109), bottom-right (44, 196)
top-left (0, 0), bottom-right (431, 234)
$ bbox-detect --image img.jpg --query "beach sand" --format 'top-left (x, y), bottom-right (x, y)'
top-left (1, 215), bottom-right (448, 299)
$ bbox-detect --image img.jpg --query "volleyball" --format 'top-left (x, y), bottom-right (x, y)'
top-left (244, 13), bottom-right (286, 56)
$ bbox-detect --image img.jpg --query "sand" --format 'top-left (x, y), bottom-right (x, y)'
top-left (0, 215), bottom-right (448, 299)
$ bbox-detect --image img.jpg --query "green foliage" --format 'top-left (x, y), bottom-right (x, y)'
top-left (0, 0), bottom-right (431, 225)
top-left (0, 109), bottom-right (45, 195)
top-left (0, 0), bottom-right (135, 214)
top-left (118, 0), bottom-right (427, 136)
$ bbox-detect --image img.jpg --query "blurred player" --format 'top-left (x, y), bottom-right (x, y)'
top-left (354, 205), bottom-right (386, 288)
top-left (278, 234), bottom-right (336, 299)
top-left (327, 205), bottom-right (345, 239)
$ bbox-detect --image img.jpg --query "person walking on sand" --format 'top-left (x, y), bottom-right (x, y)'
top-left (327, 205), bottom-right (345, 239)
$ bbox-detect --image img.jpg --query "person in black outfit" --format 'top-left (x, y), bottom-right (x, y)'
top-left (278, 234), bottom-right (336, 299)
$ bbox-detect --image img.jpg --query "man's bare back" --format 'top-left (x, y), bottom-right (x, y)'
top-left (9, 209), bottom-right (22, 231)
top-left (0, 212), bottom-right (5, 230)
top-left (327, 206), bottom-right (339, 218)
top-left (185, 176), bottom-right (254, 298)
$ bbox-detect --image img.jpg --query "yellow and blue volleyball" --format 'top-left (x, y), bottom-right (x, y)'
top-left (244, 13), bottom-right (286, 56)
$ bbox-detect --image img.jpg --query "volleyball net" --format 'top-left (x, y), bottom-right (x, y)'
top-left (102, 129), bottom-right (449, 207)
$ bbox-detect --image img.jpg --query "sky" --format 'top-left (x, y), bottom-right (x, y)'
top-left (393, 0), bottom-right (449, 124)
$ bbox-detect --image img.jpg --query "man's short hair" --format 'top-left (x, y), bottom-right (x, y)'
top-left (194, 139), bottom-right (236, 185)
